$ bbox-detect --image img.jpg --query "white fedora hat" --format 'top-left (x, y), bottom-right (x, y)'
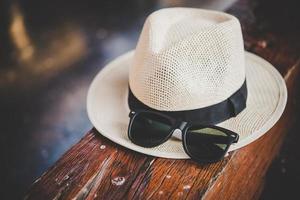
top-left (87, 8), bottom-right (287, 159)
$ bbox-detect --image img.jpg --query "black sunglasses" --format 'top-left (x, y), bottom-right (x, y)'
top-left (128, 110), bottom-right (239, 164)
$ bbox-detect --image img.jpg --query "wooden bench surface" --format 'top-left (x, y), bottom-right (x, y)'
top-left (25, 1), bottom-right (300, 199)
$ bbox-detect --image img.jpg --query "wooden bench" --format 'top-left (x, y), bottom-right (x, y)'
top-left (25, 1), bottom-right (300, 199)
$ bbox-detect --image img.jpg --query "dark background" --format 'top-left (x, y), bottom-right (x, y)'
top-left (0, 0), bottom-right (299, 199)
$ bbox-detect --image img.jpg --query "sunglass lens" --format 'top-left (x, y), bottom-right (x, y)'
top-left (185, 127), bottom-right (233, 163)
top-left (129, 112), bottom-right (173, 147)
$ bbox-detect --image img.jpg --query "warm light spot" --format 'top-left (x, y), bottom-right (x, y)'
top-left (10, 4), bottom-right (34, 61)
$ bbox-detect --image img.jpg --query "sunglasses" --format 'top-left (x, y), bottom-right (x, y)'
top-left (128, 110), bottom-right (239, 164)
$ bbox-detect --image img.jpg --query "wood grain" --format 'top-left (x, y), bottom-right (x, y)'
top-left (204, 62), bottom-right (300, 200)
top-left (25, 0), bottom-right (300, 199)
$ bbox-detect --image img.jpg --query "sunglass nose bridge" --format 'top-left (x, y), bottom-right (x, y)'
top-left (178, 121), bottom-right (188, 130)
top-left (172, 129), bottom-right (182, 140)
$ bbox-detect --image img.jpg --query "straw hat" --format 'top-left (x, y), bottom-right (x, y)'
top-left (87, 8), bottom-right (287, 158)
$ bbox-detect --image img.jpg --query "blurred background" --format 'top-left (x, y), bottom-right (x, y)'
top-left (0, 0), bottom-right (299, 199)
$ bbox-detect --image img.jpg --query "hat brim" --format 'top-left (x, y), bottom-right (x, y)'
top-left (87, 50), bottom-right (287, 159)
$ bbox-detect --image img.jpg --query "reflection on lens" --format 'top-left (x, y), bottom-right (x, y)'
top-left (185, 127), bottom-right (229, 161)
top-left (130, 112), bottom-right (173, 147)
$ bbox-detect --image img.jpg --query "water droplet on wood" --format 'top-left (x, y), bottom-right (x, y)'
top-left (111, 176), bottom-right (125, 186)
top-left (183, 185), bottom-right (191, 190)
top-left (63, 175), bottom-right (70, 180)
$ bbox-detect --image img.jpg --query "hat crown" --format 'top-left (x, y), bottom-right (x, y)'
top-left (129, 8), bottom-right (245, 111)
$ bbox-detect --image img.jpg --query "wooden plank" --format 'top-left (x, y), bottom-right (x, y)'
top-left (25, 132), bottom-right (150, 200)
top-left (25, 0), bottom-right (300, 199)
top-left (127, 158), bottom-right (230, 199)
top-left (25, 43), bottom-right (299, 200)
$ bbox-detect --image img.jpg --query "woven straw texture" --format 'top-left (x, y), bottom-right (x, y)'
top-left (129, 8), bottom-right (245, 111)
top-left (87, 8), bottom-right (287, 158)
top-left (87, 51), bottom-right (286, 158)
